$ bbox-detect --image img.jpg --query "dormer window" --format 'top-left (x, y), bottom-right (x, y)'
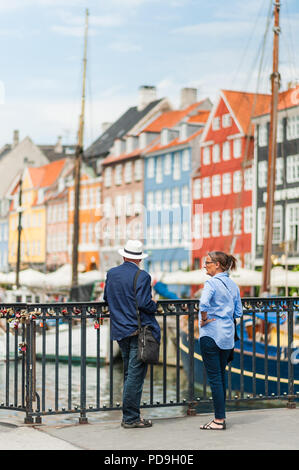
top-left (161, 128), bottom-right (170, 146)
top-left (222, 113), bottom-right (231, 128)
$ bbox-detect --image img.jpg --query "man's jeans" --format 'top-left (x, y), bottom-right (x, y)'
top-left (117, 335), bottom-right (148, 424)
top-left (200, 336), bottom-right (231, 419)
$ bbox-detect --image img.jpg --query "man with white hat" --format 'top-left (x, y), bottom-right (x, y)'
top-left (104, 240), bottom-right (160, 428)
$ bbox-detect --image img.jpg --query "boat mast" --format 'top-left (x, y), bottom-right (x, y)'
top-left (261, 1), bottom-right (281, 295)
top-left (71, 8), bottom-right (89, 289)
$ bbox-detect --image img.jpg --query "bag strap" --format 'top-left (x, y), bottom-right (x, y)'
top-left (214, 276), bottom-right (234, 301)
top-left (133, 269), bottom-right (142, 331)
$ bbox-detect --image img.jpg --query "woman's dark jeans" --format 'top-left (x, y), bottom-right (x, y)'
top-left (117, 335), bottom-right (148, 424)
top-left (200, 336), bottom-right (231, 419)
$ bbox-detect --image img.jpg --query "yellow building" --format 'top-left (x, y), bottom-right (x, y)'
top-left (8, 159), bottom-right (69, 270)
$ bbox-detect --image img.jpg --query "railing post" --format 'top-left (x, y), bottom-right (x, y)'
top-left (24, 319), bottom-right (34, 424)
top-left (187, 302), bottom-right (197, 416)
top-left (79, 306), bottom-right (88, 423)
top-left (287, 299), bottom-right (296, 409)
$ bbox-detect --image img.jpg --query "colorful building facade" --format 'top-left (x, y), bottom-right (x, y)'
top-left (191, 90), bottom-right (271, 295)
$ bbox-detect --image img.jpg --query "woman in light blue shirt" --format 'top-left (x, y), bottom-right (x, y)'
top-left (199, 251), bottom-right (243, 430)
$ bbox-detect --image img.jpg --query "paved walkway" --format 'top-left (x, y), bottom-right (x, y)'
top-left (0, 407), bottom-right (298, 450)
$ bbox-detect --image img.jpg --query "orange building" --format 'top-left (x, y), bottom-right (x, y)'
top-left (67, 165), bottom-right (102, 271)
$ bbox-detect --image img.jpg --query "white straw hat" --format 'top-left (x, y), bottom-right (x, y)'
top-left (118, 240), bottom-right (148, 260)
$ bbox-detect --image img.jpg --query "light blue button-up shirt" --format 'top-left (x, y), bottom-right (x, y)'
top-left (199, 272), bottom-right (243, 350)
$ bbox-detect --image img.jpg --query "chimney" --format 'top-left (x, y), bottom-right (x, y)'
top-left (138, 86), bottom-right (157, 111)
top-left (180, 87), bottom-right (198, 109)
top-left (54, 136), bottom-right (63, 154)
top-left (102, 122), bottom-right (112, 134)
top-left (13, 130), bottom-right (19, 148)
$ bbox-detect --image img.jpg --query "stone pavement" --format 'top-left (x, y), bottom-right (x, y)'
top-left (0, 407), bottom-right (298, 450)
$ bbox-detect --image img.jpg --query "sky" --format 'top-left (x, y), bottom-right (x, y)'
top-left (0, 0), bottom-right (299, 150)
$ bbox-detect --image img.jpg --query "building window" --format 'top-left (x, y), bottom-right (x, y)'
top-left (147, 192), bottom-right (154, 210)
top-left (155, 190), bottom-right (162, 208)
top-left (286, 154), bottom-right (299, 183)
top-left (275, 157), bottom-right (284, 185)
top-left (173, 153), bottom-right (181, 180)
top-left (222, 113), bottom-right (232, 128)
top-left (233, 138), bottom-right (242, 158)
top-left (257, 207), bottom-right (266, 245)
top-left (147, 158), bottom-right (155, 178)
top-left (164, 153), bottom-right (172, 175)
top-left (258, 160), bottom-right (268, 188)
top-left (203, 213), bottom-right (210, 238)
top-left (222, 209), bottom-right (231, 236)
top-left (286, 204), bottom-right (299, 245)
top-left (258, 123), bottom-right (268, 147)
top-left (277, 119), bottom-right (284, 143)
top-left (212, 144), bottom-right (220, 163)
top-left (163, 189), bottom-right (171, 208)
top-left (286, 115), bottom-right (299, 140)
top-left (244, 167), bottom-right (253, 190)
top-left (212, 116), bottom-right (220, 130)
top-left (104, 167), bottom-right (112, 187)
top-left (124, 161), bottom-right (132, 183)
top-left (193, 212), bottom-right (203, 240)
top-left (233, 208), bottom-right (242, 235)
top-left (156, 157), bottom-right (163, 184)
top-left (223, 141), bottom-right (230, 160)
top-left (172, 187), bottom-right (180, 206)
top-left (212, 211), bottom-right (220, 237)
top-left (244, 207), bottom-right (253, 233)
top-left (212, 174), bottom-right (221, 196)
top-left (272, 205), bottom-right (283, 244)
top-left (203, 146), bottom-right (210, 165)
top-left (193, 179), bottom-right (201, 199)
top-left (115, 164), bottom-right (122, 185)
top-left (202, 177), bottom-right (211, 198)
top-left (134, 160), bottom-right (142, 181)
top-left (222, 173), bottom-right (231, 194)
top-left (182, 149), bottom-right (190, 171)
top-left (162, 224), bottom-right (170, 245)
top-left (182, 185), bottom-right (189, 205)
top-left (233, 170), bottom-right (242, 193)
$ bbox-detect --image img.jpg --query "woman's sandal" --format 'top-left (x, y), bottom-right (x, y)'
top-left (122, 418), bottom-right (153, 428)
top-left (200, 420), bottom-right (226, 430)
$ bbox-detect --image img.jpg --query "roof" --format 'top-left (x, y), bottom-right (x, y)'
top-left (222, 90), bottom-right (271, 135)
top-left (101, 102), bottom-right (210, 165)
top-left (84, 99), bottom-right (164, 159)
top-left (142, 101), bottom-right (208, 133)
top-left (28, 159), bottom-right (67, 189)
top-left (38, 145), bottom-right (76, 162)
top-left (253, 84), bottom-right (299, 117)
top-left (146, 128), bottom-right (203, 155)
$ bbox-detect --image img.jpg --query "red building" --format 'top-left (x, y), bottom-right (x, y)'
top-left (192, 90), bottom-right (271, 292)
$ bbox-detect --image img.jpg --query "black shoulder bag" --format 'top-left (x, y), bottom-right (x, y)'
top-left (134, 269), bottom-right (160, 365)
top-left (214, 277), bottom-right (239, 363)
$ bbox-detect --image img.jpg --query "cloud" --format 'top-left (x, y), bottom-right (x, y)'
top-left (109, 41), bottom-right (142, 53)
top-left (51, 12), bottom-right (125, 37)
top-left (172, 20), bottom-right (255, 37)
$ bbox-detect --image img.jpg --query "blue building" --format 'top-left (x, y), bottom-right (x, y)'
top-left (143, 106), bottom-right (210, 297)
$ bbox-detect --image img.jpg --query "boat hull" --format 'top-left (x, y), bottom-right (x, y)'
top-left (180, 331), bottom-right (299, 396)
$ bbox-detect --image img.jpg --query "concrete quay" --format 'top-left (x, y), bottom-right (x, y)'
top-left (0, 407), bottom-right (298, 451)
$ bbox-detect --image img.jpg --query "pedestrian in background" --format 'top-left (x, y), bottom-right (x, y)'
top-left (104, 240), bottom-right (160, 428)
top-left (199, 251), bottom-right (243, 430)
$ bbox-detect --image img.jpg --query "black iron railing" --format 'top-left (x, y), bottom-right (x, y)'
top-left (0, 297), bottom-right (298, 424)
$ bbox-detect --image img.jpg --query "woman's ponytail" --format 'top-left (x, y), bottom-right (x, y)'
top-left (208, 251), bottom-right (238, 272)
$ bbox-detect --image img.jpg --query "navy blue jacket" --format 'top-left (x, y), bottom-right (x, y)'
top-left (103, 262), bottom-right (160, 343)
